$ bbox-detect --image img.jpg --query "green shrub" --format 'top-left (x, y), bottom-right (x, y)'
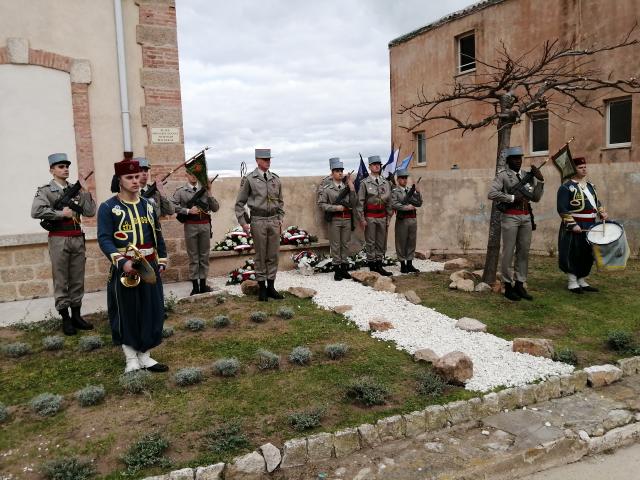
top-left (119, 370), bottom-right (153, 394)
top-left (607, 330), bottom-right (634, 352)
top-left (3, 342), bottom-right (31, 358)
top-left (162, 326), bottom-right (175, 338)
top-left (164, 292), bottom-right (178, 314)
top-left (256, 349), bottom-right (280, 370)
top-left (201, 421), bottom-right (250, 456)
top-left (324, 343), bottom-right (349, 360)
top-left (75, 385), bottom-right (106, 407)
top-left (42, 457), bottom-right (95, 480)
top-left (77, 335), bottom-right (104, 352)
top-left (289, 346), bottom-right (312, 365)
top-left (287, 407), bottom-right (325, 431)
top-left (416, 371), bottom-right (446, 397)
top-left (554, 348), bottom-right (579, 366)
top-left (15, 310), bottom-right (61, 333)
top-left (175, 367), bottom-right (204, 386)
top-left (277, 307), bottom-right (295, 319)
top-left (0, 402), bottom-right (8, 423)
top-left (30, 393), bottom-right (63, 417)
top-left (345, 376), bottom-right (389, 406)
top-left (122, 433), bottom-right (171, 475)
top-left (213, 315), bottom-right (231, 328)
top-left (43, 336), bottom-right (65, 351)
top-left (185, 318), bottom-right (206, 331)
top-left (249, 311), bottom-right (267, 323)
top-left (213, 358), bottom-right (240, 377)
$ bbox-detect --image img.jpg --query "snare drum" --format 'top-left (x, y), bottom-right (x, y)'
top-left (586, 221), bottom-right (630, 271)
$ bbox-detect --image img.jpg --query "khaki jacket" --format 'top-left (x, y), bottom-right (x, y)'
top-left (390, 186), bottom-right (423, 211)
top-left (31, 180), bottom-right (96, 221)
top-left (141, 185), bottom-right (175, 217)
top-left (235, 168), bottom-right (284, 225)
top-left (487, 169), bottom-right (544, 203)
top-left (172, 182), bottom-right (220, 216)
top-left (357, 175), bottom-right (392, 220)
top-left (317, 182), bottom-right (357, 212)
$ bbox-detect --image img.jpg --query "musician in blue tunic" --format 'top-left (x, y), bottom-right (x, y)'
top-left (98, 156), bottom-right (169, 373)
top-left (557, 156), bottom-right (608, 293)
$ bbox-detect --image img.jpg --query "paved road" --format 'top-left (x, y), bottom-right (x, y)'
top-left (524, 443), bottom-right (640, 480)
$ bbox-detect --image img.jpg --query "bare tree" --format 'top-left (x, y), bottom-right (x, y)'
top-left (397, 25), bottom-right (640, 284)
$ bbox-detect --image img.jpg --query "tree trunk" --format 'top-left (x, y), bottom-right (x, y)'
top-left (481, 120), bottom-right (513, 285)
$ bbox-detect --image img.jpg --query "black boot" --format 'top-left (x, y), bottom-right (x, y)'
top-left (190, 280), bottom-right (199, 296)
top-left (368, 261), bottom-right (377, 272)
top-left (266, 279), bottom-right (284, 299)
top-left (341, 264), bottom-right (352, 280)
top-left (70, 305), bottom-right (93, 330)
top-left (377, 261), bottom-right (393, 277)
top-left (514, 281), bottom-right (533, 300)
top-left (199, 278), bottom-right (212, 294)
top-left (400, 261), bottom-right (408, 274)
top-left (406, 260), bottom-right (420, 273)
top-left (60, 308), bottom-right (77, 336)
top-left (504, 282), bottom-right (521, 301)
top-left (258, 281), bottom-right (268, 302)
top-left (333, 264), bottom-right (343, 281)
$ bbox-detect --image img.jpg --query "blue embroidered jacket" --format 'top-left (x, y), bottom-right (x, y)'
top-left (556, 180), bottom-right (604, 230)
top-left (97, 195), bottom-right (168, 267)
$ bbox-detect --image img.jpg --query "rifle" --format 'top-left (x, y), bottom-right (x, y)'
top-left (323, 171), bottom-right (356, 230)
top-left (402, 177), bottom-right (422, 206)
top-left (176, 174), bottom-right (218, 224)
top-left (496, 160), bottom-right (547, 212)
top-left (40, 171), bottom-right (94, 232)
top-left (143, 146), bottom-right (210, 199)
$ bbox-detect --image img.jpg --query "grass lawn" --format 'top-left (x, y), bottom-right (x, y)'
top-left (0, 292), bottom-right (474, 479)
top-left (395, 255), bottom-right (640, 367)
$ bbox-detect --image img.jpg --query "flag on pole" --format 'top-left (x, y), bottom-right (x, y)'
top-left (355, 154), bottom-right (369, 193)
top-left (185, 150), bottom-right (209, 187)
top-left (396, 152), bottom-right (414, 172)
top-left (551, 143), bottom-right (576, 180)
top-left (382, 147), bottom-right (400, 179)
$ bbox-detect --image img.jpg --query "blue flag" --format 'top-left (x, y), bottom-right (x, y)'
top-left (397, 152), bottom-right (414, 171)
top-left (355, 154), bottom-right (369, 193)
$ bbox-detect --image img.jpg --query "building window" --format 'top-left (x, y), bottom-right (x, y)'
top-left (457, 32), bottom-right (475, 73)
top-left (529, 111), bottom-right (549, 154)
top-left (606, 97), bottom-right (632, 147)
top-left (415, 132), bottom-right (426, 165)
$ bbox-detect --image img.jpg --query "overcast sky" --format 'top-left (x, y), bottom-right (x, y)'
top-left (176, 0), bottom-right (477, 176)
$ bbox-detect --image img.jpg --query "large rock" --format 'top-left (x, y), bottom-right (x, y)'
top-left (195, 464), bottom-right (225, 480)
top-left (512, 338), bottom-right (555, 358)
top-left (287, 287), bottom-right (316, 298)
top-left (280, 438), bottom-right (307, 468)
top-left (584, 364), bottom-right (623, 388)
top-left (474, 282), bottom-right (492, 293)
top-left (169, 469), bottom-right (194, 480)
top-left (455, 317), bottom-right (487, 333)
top-left (369, 318), bottom-right (394, 331)
top-left (415, 250), bottom-right (430, 260)
top-left (333, 428), bottom-right (360, 457)
top-left (258, 443), bottom-right (281, 473)
top-left (306, 432), bottom-right (334, 461)
top-left (413, 348), bottom-right (439, 364)
top-left (350, 270), bottom-right (380, 286)
top-left (373, 276), bottom-right (396, 293)
top-left (403, 290), bottom-right (421, 304)
top-left (449, 270), bottom-right (475, 282)
top-left (449, 278), bottom-right (475, 292)
top-left (226, 451), bottom-right (265, 476)
top-left (434, 351), bottom-right (473, 386)
top-left (240, 280), bottom-right (259, 296)
top-left (443, 257), bottom-right (471, 270)
top-left (332, 305), bottom-right (352, 314)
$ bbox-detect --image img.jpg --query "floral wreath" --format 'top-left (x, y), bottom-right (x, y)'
top-left (280, 225), bottom-right (317, 246)
top-left (226, 258), bottom-right (256, 285)
top-left (313, 249), bottom-right (397, 273)
top-left (214, 226), bottom-right (254, 252)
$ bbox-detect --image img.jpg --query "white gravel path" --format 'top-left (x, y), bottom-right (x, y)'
top-left (211, 259), bottom-right (574, 392)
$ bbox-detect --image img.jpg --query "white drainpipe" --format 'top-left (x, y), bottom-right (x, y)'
top-left (113, 0), bottom-right (132, 152)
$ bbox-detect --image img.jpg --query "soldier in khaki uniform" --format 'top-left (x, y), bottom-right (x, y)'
top-left (138, 157), bottom-right (175, 217)
top-left (317, 158), bottom-right (357, 281)
top-left (173, 172), bottom-right (219, 295)
top-left (488, 146), bottom-right (544, 301)
top-left (357, 155), bottom-right (392, 276)
top-left (235, 148), bottom-right (285, 301)
top-left (31, 153), bottom-right (96, 335)
top-left (390, 168), bottom-right (423, 273)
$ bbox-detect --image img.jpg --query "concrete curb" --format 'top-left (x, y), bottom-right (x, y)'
top-left (145, 357), bottom-right (640, 480)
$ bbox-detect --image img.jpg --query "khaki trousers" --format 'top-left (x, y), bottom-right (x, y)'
top-left (365, 216), bottom-right (387, 261)
top-left (48, 235), bottom-right (86, 311)
top-left (251, 216), bottom-right (280, 281)
top-left (500, 214), bottom-right (532, 284)
top-left (395, 218), bottom-right (417, 261)
top-left (329, 217), bottom-right (351, 264)
top-left (184, 223), bottom-right (210, 280)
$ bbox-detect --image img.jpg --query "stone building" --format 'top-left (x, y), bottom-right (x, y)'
top-left (388, 0), bottom-right (640, 257)
top-left (0, 0), bottom-right (185, 302)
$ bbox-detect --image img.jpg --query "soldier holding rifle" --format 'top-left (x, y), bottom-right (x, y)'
top-left (31, 153), bottom-right (96, 336)
top-left (317, 158), bottom-right (357, 281)
top-left (391, 168), bottom-right (422, 273)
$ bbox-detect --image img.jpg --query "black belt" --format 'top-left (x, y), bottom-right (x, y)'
top-left (250, 208), bottom-right (277, 218)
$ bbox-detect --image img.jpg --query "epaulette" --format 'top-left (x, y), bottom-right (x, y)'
top-left (271, 172), bottom-right (279, 178)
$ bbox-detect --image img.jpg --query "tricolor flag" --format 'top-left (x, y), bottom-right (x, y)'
top-left (396, 152), bottom-right (414, 171)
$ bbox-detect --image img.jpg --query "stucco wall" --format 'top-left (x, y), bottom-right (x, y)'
top-left (0, 0), bottom-right (146, 232)
top-left (389, 0), bottom-right (639, 172)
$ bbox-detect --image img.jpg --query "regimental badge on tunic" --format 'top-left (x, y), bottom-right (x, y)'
top-left (112, 206), bottom-right (124, 216)
top-left (569, 185), bottom-right (576, 193)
